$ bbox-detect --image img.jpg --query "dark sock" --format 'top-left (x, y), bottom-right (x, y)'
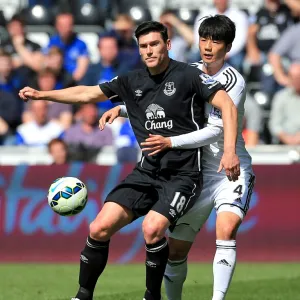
top-left (144, 237), bottom-right (169, 300)
top-left (75, 236), bottom-right (110, 300)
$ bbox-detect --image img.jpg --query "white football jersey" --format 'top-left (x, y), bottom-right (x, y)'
top-left (190, 61), bottom-right (253, 177)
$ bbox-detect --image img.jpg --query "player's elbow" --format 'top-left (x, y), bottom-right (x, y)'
top-left (81, 86), bottom-right (102, 104)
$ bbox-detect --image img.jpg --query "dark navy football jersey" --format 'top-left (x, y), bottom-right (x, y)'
top-left (99, 59), bottom-right (223, 172)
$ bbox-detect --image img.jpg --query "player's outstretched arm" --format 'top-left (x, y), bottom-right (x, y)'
top-left (210, 89), bottom-right (240, 180)
top-left (19, 85), bottom-right (109, 104)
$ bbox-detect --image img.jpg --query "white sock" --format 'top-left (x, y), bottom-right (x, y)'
top-left (164, 257), bottom-right (187, 300)
top-left (212, 240), bottom-right (236, 300)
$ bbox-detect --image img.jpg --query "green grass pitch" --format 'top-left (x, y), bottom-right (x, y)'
top-left (1, 263), bottom-right (299, 300)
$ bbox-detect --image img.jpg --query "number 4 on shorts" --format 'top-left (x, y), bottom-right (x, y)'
top-left (233, 184), bottom-right (243, 196)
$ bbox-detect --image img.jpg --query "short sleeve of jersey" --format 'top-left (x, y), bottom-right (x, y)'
top-left (99, 76), bottom-right (129, 103)
top-left (78, 40), bottom-right (89, 56)
top-left (189, 68), bottom-right (224, 102)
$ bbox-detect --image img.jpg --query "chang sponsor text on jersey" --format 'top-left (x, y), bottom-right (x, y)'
top-left (145, 104), bottom-right (173, 130)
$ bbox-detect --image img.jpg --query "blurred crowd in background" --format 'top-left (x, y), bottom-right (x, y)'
top-left (1, 0), bottom-right (300, 165)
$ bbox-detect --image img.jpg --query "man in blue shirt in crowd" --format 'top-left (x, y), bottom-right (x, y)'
top-left (45, 12), bottom-right (89, 82)
top-left (80, 32), bottom-right (130, 114)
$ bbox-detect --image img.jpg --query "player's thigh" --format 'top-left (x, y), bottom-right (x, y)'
top-left (152, 171), bottom-right (203, 225)
top-left (168, 183), bottom-right (214, 242)
top-left (90, 201), bottom-right (134, 239)
top-left (105, 166), bottom-right (158, 220)
top-left (214, 173), bottom-right (256, 220)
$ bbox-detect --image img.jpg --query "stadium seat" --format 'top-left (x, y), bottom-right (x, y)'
top-left (170, 8), bottom-right (199, 26)
top-left (128, 6), bottom-right (152, 24)
top-left (73, 2), bottom-right (105, 26)
top-left (24, 5), bottom-right (53, 25)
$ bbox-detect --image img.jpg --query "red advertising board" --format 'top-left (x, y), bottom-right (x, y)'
top-left (0, 164), bottom-right (299, 263)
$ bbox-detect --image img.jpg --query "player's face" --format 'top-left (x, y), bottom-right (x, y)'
top-left (138, 32), bottom-right (171, 70)
top-left (199, 37), bottom-right (230, 65)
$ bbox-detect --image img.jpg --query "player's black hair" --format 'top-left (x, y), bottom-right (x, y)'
top-left (135, 21), bottom-right (168, 43)
top-left (198, 15), bottom-right (235, 45)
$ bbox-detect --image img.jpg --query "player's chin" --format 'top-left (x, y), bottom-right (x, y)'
top-left (145, 59), bottom-right (158, 68)
top-left (202, 57), bottom-right (215, 64)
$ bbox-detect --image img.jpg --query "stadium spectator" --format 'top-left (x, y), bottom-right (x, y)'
top-left (0, 14), bottom-right (43, 71)
top-left (45, 12), bottom-right (89, 82)
top-left (159, 10), bottom-right (193, 62)
top-left (80, 32), bottom-right (130, 115)
top-left (63, 103), bottom-right (113, 161)
top-left (48, 138), bottom-right (69, 165)
top-left (0, 49), bottom-right (27, 97)
top-left (192, 0), bottom-right (248, 71)
top-left (246, 0), bottom-right (294, 95)
top-left (27, 46), bottom-right (75, 88)
top-left (269, 22), bottom-right (300, 87)
top-left (0, 89), bottom-right (21, 145)
top-left (16, 100), bottom-right (64, 146)
top-left (269, 63), bottom-right (300, 145)
top-left (43, 46), bottom-right (75, 88)
top-left (115, 118), bottom-right (139, 163)
top-left (285, 0), bottom-right (300, 17)
top-left (23, 68), bottom-right (73, 129)
top-left (243, 95), bottom-right (263, 147)
top-left (112, 14), bottom-right (141, 69)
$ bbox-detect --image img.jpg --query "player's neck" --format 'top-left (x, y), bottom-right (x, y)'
top-left (203, 60), bottom-right (225, 76)
top-left (148, 57), bottom-right (170, 76)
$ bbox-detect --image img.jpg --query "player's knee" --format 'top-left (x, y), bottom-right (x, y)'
top-left (217, 223), bottom-right (239, 240)
top-left (142, 221), bottom-right (165, 244)
top-left (168, 246), bottom-right (189, 261)
top-left (216, 211), bottom-right (242, 240)
top-left (89, 220), bottom-right (112, 241)
top-left (168, 238), bottom-right (191, 260)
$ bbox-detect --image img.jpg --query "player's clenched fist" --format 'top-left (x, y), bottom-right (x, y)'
top-left (19, 87), bottom-right (41, 102)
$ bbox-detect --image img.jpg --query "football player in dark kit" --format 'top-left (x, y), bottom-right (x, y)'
top-left (19, 21), bottom-right (240, 300)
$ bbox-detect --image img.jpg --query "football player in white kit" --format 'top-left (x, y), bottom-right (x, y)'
top-left (99, 15), bottom-right (255, 300)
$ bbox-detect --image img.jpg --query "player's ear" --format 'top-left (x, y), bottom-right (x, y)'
top-left (226, 43), bottom-right (232, 53)
top-left (166, 39), bottom-right (171, 51)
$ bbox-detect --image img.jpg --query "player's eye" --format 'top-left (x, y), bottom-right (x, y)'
top-left (150, 41), bottom-right (159, 46)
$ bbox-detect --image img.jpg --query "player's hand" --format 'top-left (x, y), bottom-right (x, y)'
top-left (218, 152), bottom-right (240, 181)
top-left (140, 134), bottom-right (172, 156)
top-left (19, 86), bottom-right (41, 102)
top-left (99, 106), bottom-right (121, 130)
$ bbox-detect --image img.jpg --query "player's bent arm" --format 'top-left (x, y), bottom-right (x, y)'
top-left (209, 90), bottom-right (238, 154)
top-left (19, 85), bottom-right (109, 104)
top-left (170, 124), bottom-right (223, 149)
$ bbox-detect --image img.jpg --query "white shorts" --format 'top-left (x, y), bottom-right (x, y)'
top-left (168, 172), bottom-right (255, 242)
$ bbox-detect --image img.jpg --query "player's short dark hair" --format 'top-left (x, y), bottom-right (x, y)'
top-left (135, 21), bottom-right (168, 43)
top-left (198, 15), bottom-right (235, 45)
